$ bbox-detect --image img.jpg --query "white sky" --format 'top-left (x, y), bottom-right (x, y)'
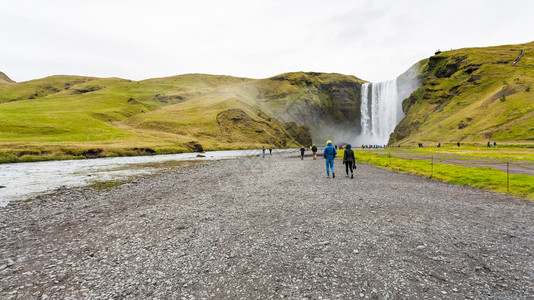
top-left (1, 0), bottom-right (533, 83)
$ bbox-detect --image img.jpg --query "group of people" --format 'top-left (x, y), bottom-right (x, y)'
top-left (266, 141), bottom-right (358, 179)
top-left (361, 144), bottom-right (386, 149)
top-left (261, 146), bottom-right (272, 158)
top-left (300, 141), bottom-right (356, 179)
top-left (323, 140), bottom-right (356, 179)
top-left (429, 141), bottom-right (498, 148)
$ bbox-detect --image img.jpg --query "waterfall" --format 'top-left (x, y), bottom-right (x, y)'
top-left (359, 79), bottom-right (403, 144)
top-left (360, 83), bottom-right (370, 135)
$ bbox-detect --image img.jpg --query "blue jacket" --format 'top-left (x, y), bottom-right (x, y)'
top-left (323, 143), bottom-right (337, 160)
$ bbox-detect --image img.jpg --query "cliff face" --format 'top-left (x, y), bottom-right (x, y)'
top-left (255, 72), bottom-right (366, 144)
top-left (389, 41), bottom-right (534, 145)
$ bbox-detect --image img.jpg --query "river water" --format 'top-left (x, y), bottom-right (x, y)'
top-left (0, 149), bottom-right (292, 207)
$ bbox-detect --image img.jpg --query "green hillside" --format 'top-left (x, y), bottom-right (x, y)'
top-left (390, 41), bottom-right (534, 146)
top-left (0, 72), bottom-right (363, 162)
top-left (2, 41), bottom-right (533, 162)
top-left (0, 71), bottom-right (15, 85)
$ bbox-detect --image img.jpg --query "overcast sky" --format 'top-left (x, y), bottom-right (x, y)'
top-left (1, 0), bottom-right (533, 83)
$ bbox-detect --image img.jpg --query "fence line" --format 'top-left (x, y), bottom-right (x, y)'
top-left (359, 150), bottom-right (533, 196)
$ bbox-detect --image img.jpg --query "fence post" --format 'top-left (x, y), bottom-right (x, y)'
top-left (507, 161), bottom-right (510, 192)
top-left (431, 156), bottom-right (434, 178)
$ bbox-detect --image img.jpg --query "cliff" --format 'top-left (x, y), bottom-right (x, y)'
top-left (390, 41), bottom-right (534, 145)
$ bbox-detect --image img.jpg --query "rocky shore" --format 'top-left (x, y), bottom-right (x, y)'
top-left (1, 152), bottom-right (533, 299)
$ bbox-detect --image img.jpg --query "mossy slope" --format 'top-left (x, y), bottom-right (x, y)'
top-left (256, 72), bottom-right (366, 143)
top-left (0, 71), bottom-right (15, 85)
top-left (390, 41), bottom-right (534, 145)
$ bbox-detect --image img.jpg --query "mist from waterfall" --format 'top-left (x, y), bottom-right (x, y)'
top-left (322, 64), bottom-right (421, 147)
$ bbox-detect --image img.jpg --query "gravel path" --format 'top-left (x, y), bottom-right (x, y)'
top-left (1, 152), bottom-right (533, 299)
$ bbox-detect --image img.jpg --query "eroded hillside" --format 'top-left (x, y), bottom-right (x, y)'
top-left (2, 72), bottom-right (364, 161)
top-left (390, 41), bottom-right (534, 145)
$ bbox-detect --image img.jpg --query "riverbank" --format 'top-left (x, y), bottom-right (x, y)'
top-left (0, 149), bottom-right (278, 206)
top-left (1, 152), bottom-right (533, 298)
top-left (0, 141), bottom-right (284, 164)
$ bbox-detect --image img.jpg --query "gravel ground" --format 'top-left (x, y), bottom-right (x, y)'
top-left (1, 151), bottom-right (533, 299)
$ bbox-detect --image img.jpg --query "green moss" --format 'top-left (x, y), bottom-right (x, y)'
top-left (391, 41), bottom-right (534, 146)
top-left (349, 148), bottom-right (534, 200)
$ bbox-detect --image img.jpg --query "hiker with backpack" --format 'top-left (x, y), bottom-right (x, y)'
top-left (311, 145), bottom-right (318, 160)
top-left (323, 140), bottom-right (337, 178)
top-left (342, 144), bottom-right (355, 179)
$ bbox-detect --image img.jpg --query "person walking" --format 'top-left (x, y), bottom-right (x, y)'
top-left (300, 147), bottom-right (305, 160)
top-left (343, 144), bottom-right (355, 179)
top-left (312, 145), bottom-right (318, 160)
top-left (262, 146), bottom-right (266, 158)
top-left (269, 148), bottom-right (272, 155)
top-left (323, 140), bottom-right (337, 178)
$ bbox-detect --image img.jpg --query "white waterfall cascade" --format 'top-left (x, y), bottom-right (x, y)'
top-left (359, 79), bottom-right (404, 145)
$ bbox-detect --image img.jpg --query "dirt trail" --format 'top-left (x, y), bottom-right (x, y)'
top-left (1, 152), bottom-right (533, 299)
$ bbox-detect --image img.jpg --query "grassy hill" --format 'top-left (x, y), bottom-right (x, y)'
top-left (0, 72), bottom-right (364, 162)
top-left (0, 71), bottom-right (15, 85)
top-left (3, 41), bottom-right (532, 162)
top-left (390, 41), bottom-right (534, 146)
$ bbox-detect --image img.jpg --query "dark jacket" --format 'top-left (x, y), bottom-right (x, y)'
top-left (323, 143), bottom-right (337, 160)
top-left (312, 145), bottom-right (317, 152)
top-left (343, 148), bottom-right (355, 163)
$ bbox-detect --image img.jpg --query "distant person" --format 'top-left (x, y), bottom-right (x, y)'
top-left (437, 142), bottom-right (441, 148)
top-left (262, 146), bottom-right (266, 158)
top-left (487, 141), bottom-right (491, 148)
top-left (300, 147), bottom-right (305, 160)
top-left (335, 145), bottom-right (338, 150)
top-left (312, 145), bottom-right (318, 160)
top-left (342, 144), bottom-right (355, 179)
top-left (493, 141), bottom-right (497, 147)
top-left (269, 148), bottom-right (272, 155)
top-left (323, 140), bottom-right (337, 178)
top-left (457, 142), bottom-right (461, 147)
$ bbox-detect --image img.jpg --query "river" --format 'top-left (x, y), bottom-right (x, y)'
top-left (0, 149), bottom-right (294, 206)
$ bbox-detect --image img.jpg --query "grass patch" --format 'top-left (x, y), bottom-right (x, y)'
top-left (339, 148), bottom-right (534, 200)
top-left (407, 146), bottom-right (534, 161)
